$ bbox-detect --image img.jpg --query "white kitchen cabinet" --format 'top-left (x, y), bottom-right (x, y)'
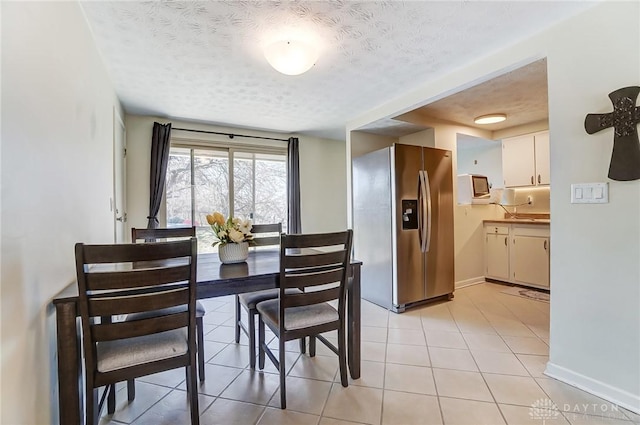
top-left (502, 131), bottom-right (550, 187)
top-left (534, 132), bottom-right (550, 185)
top-left (511, 235), bottom-right (550, 288)
top-left (484, 222), bottom-right (550, 289)
top-left (502, 134), bottom-right (535, 187)
top-left (485, 225), bottom-right (510, 281)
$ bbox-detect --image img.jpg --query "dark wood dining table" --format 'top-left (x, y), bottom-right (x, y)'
top-left (52, 249), bottom-right (362, 425)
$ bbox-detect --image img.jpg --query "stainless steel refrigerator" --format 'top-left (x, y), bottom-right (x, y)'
top-left (353, 143), bottom-right (454, 312)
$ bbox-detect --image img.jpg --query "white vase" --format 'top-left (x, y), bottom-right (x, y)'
top-left (218, 242), bottom-right (249, 264)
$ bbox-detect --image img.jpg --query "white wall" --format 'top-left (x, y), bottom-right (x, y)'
top-left (493, 119), bottom-right (549, 140)
top-left (350, 131), bottom-right (397, 158)
top-left (544, 2), bottom-right (639, 411)
top-left (457, 142), bottom-right (503, 190)
top-left (298, 136), bottom-right (348, 233)
top-left (125, 115), bottom-right (347, 236)
top-left (398, 128), bottom-right (435, 147)
top-left (1, 2), bottom-right (123, 424)
top-left (347, 1), bottom-right (640, 412)
top-left (508, 186), bottom-right (550, 215)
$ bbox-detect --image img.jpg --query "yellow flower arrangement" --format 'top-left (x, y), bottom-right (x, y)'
top-left (206, 212), bottom-right (253, 246)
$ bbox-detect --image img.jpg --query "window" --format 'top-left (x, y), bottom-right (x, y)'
top-left (166, 144), bottom-right (287, 253)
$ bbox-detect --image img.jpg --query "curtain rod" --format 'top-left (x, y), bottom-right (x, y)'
top-left (173, 127), bottom-right (289, 142)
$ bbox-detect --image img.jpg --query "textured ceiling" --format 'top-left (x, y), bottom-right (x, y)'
top-left (80, 1), bottom-right (595, 140)
top-left (409, 58), bottom-right (549, 132)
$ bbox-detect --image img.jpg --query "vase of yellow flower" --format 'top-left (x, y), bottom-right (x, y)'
top-left (206, 212), bottom-right (253, 264)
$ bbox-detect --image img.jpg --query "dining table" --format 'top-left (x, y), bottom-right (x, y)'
top-left (52, 248), bottom-right (362, 425)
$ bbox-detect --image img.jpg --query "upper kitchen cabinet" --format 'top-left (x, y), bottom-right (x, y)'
top-left (502, 131), bottom-right (549, 187)
top-left (533, 131), bottom-right (550, 185)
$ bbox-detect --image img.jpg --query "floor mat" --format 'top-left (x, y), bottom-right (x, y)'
top-left (500, 286), bottom-right (550, 303)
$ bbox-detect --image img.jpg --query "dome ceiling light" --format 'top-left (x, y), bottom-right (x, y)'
top-left (474, 113), bottom-right (507, 124)
top-left (264, 40), bottom-right (318, 76)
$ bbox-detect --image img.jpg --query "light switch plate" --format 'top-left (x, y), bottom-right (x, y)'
top-left (571, 183), bottom-right (609, 203)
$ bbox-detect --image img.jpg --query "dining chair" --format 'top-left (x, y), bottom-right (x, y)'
top-left (130, 227), bottom-right (206, 382)
top-left (234, 223), bottom-right (287, 369)
top-left (256, 230), bottom-right (353, 409)
top-left (74, 239), bottom-right (200, 425)
top-left (131, 226), bottom-right (197, 242)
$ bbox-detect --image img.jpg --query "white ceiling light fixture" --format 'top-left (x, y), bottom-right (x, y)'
top-left (264, 40), bottom-right (318, 76)
top-left (474, 113), bottom-right (507, 124)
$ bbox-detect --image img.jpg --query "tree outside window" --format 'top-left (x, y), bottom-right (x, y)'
top-left (166, 145), bottom-right (287, 253)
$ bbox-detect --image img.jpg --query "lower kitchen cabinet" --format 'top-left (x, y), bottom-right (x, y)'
top-left (484, 222), bottom-right (550, 289)
top-left (512, 235), bottom-right (550, 288)
top-left (485, 225), bottom-right (510, 281)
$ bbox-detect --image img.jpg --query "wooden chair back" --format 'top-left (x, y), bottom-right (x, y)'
top-left (256, 230), bottom-right (352, 409)
top-left (74, 238), bottom-right (198, 387)
top-left (131, 226), bottom-right (196, 243)
top-left (278, 230), bottom-right (353, 327)
top-left (249, 223), bottom-right (282, 247)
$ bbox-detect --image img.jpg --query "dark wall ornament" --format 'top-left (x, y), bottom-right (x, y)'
top-left (584, 86), bottom-right (640, 181)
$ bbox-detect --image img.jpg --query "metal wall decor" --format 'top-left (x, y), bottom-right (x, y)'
top-left (584, 86), bottom-right (640, 181)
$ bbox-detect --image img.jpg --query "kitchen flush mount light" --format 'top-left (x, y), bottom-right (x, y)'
top-left (264, 40), bottom-right (318, 76)
top-left (474, 113), bottom-right (507, 124)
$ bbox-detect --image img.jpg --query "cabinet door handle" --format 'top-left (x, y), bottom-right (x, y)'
top-left (544, 240), bottom-right (548, 250)
top-left (538, 174), bottom-right (541, 184)
top-left (504, 236), bottom-right (508, 246)
top-left (531, 176), bottom-right (534, 185)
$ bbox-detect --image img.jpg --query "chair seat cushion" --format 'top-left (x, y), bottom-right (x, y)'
top-left (96, 328), bottom-right (188, 373)
top-left (256, 299), bottom-right (339, 331)
top-left (125, 301), bottom-right (205, 321)
top-left (239, 289), bottom-right (299, 310)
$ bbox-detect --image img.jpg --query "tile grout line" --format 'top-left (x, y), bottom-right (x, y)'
top-left (463, 285), bottom-right (546, 380)
top-left (446, 289), bottom-right (515, 425)
top-left (420, 304), bottom-right (446, 425)
top-left (376, 312), bottom-right (390, 425)
top-left (490, 285), bottom-right (551, 343)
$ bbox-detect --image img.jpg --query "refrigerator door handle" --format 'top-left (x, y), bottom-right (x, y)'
top-left (418, 171), bottom-right (431, 252)
top-left (423, 169), bottom-right (433, 252)
top-left (418, 172), bottom-right (424, 250)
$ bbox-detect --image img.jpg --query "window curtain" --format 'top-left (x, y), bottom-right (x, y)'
top-left (147, 122), bottom-right (172, 229)
top-left (287, 137), bottom-right (301, 234)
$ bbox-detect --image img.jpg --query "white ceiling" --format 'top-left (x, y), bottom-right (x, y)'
top-left (410, 58), bottom-right (549, 132)
top-left (80, 1), bottom-right (596, 141)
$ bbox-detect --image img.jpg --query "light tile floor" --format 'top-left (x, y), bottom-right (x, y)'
top-left (100, 282), bottom-right (640, 425)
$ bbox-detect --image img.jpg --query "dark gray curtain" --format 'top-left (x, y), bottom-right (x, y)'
top-left (147, 122), bottom-right (172, 229)
top-left (287, 137), bottom-right (301, 234)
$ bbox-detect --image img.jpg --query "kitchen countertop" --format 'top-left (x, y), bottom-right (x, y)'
top-left (484, 218), bottom-right (550, 225)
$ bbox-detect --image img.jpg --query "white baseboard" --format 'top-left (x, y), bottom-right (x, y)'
top-left (545, 361), bottom-right (640, 414)
top-left (455, 277), bottom-right (485, 289)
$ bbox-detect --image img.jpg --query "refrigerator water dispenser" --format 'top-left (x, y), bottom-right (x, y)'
top-left (401, 199), bottom-right (418, 230)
